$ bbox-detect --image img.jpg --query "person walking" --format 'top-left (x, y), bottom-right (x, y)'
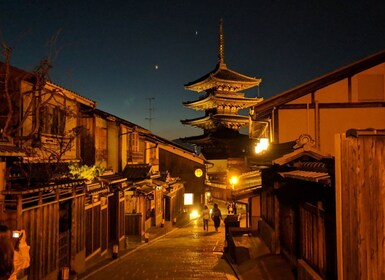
top-left (202, 205), bottom-right (210, 231)
top-left (211, 203), bottom-right (222, 232)
top-left (0, 225), bottom-right (14, 280)
top-left (0, 225), bottom-right (30, 280)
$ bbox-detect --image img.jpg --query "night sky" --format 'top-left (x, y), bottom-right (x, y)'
top-left (1, 0), bottom-right (385, 140)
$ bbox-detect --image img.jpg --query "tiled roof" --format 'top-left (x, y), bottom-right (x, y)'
top-left (278, 170), bottom-right (331, 184)
top-left (97, 174), bottom-right (127, 185)
top-left (136, 185), bottom-right (154, 194)
top-left (86, 183), bottom-right (109, 195)
top-left (185, 64), bottom-right (261, 92)
top-left (233, 185), bottom-right (262, 200)
top-left (122, 164), bottom-right (151, 180)
top-left (0, 144), bottom-right (25, 157)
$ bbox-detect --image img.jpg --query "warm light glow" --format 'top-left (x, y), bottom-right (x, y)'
top-left (184, 193), bottom-right (194, 205)
top-left (229, 176), bottom-right (238, 188)
top-left (190, 209), bottom-right (200, 220)
top-left (255, 137), bottom-right (269, 154)
top-left (194, 168), bottom-right (203, 178)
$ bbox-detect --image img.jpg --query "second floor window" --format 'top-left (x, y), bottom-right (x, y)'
top-left (131, 132), bottom-right (139, 153)
top-left (127, 131), bottom-right (139, 155)
top-left (40, 105), bottom-right (66, 135)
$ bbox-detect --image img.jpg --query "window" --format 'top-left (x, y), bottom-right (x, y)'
top-left (126, 131), bottom-right (140, 162)
top-left (131, 132), bottom-right (139, 153)
top-left (40, 105), bottom-right (66, 135)
top-left (184, 193), bottom-right (194, 205)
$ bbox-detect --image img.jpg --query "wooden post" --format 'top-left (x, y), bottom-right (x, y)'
top-left (273, 181), bottom-right (280, 254)
top-left (315, 101), bottom-right (320, 149)
top-left (334, 133), bottom-right (343, 280)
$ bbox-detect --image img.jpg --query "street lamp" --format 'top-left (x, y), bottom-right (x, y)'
top-left (229, 175), bottom-right (238, 190)
top-left (255, 137), bottom-right (269, 154)
top-left (228, 175), bottom-right (238, 215)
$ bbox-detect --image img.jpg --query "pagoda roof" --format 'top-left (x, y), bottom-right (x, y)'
top-left (183, 93), bottom-right (263, 110)
top-left (180, 131), bottom-right (253, 159)
top-left (184, 63), bottom-right (261, 92)
top-left (181, 114), bottom-right (249, 130)
top-left (184, 19), bottom-right (261, 93)
top-left (181, 130), bottom-right (248, 143)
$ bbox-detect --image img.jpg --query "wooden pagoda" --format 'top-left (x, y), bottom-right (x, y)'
top-left (181, 19), bottom-right (263, 159)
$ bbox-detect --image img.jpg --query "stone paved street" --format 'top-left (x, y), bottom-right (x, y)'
top-left (83, 219), bottom-right (237, 280)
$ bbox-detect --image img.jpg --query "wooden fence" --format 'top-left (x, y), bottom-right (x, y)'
top-left (335, 133), bottom-right (385, 280)
top-left (300, 203), bottom-right (326, 278)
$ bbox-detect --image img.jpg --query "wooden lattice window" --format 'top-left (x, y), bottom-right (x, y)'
top-left (40, 105), bottom-right (66, 135)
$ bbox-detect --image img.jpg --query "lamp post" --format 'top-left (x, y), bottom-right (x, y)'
top-left (229, 175), bottom-right (238, 190)
top-left (255, 137), bottom-right (269, 154)
top-left (228, 175), bottom-right (238, 214)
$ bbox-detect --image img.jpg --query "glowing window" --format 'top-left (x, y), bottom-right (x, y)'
top-left (184, 193), bottom-right (193, 205)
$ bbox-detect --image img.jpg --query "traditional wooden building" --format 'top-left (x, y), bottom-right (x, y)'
top-left (255, 139), bottom-right (336, 279)
top-left (249, 49), bottom-right (385, 156)
top-left (249, 50), bottom-right (385, 280)
top-left (158, 140), bottom-right (205, 207)
top-left (335, 129), bottom-right (385, 280)
top-left (0, 61), bottom-right (97, 280)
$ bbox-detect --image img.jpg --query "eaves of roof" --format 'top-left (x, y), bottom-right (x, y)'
top-left (184, 63), bottom-right (261, 92)
top-left (253, 50), bottom-right (385, 118)
top-left (122, 164), bottom-right (151, 180)
top-left (46, 81), bottom-right (96, 108)
top-left (0, 144), bottom-right (25, 157)
top-left (278, 170), bottom-right (331, 185)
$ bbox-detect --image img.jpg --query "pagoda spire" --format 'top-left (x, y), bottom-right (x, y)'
top-left (218, 18), bottom-right (226, 67)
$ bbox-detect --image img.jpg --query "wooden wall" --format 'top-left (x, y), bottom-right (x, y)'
top-left (159, 148), bottom-right (205, 206)
top-left (21, 203), bottom-right (59, 280)
top-left (71, 195), bottom-right (86, 273)
top-left (335, 133), bottom-right (385, 280)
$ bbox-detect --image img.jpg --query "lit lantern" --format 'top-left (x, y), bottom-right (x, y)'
top-left (194, 168), bottom-right (203, 178)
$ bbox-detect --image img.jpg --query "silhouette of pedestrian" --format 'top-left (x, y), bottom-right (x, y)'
top-left (202, 205), bottom-right (210, 231)
top-left (211, 203), bottom-right (222, 232)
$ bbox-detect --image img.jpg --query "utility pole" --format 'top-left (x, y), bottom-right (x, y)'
top-left (145, 97), bottom-right (155, 131)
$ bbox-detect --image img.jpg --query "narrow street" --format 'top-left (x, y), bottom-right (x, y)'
top-left (82, 219), bottom-right (237, 280)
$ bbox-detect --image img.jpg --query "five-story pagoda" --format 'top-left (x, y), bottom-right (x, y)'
top-left (181, 19), bottom-right (263, 159)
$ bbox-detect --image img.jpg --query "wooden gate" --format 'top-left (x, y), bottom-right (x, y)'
top-left (124, 213), bottom-right (142, 235)
top-left (58, 231), bottom-right (70, 269)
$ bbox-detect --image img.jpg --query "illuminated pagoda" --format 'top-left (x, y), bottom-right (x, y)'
top-left (181, 19), bottom-right (263, 159)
